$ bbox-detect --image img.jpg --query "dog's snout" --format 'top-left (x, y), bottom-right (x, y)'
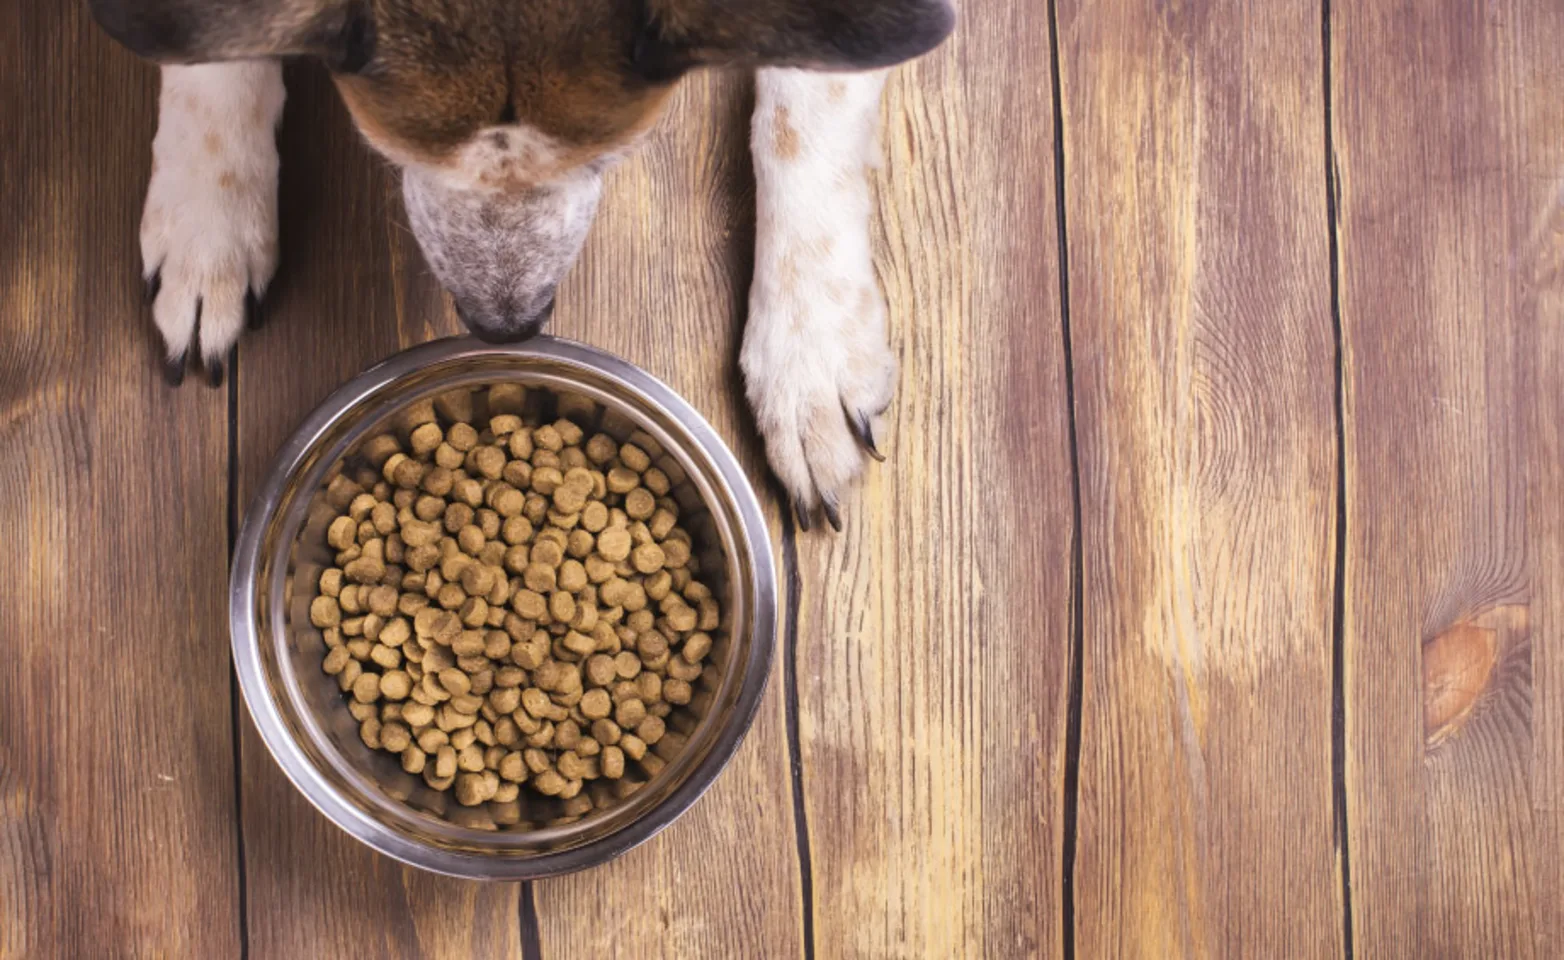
top-left (455, 290), bottom-right (557, 344)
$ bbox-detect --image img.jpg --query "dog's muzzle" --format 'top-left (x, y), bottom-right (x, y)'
top-left (455, 291), bottom-right (557, 344)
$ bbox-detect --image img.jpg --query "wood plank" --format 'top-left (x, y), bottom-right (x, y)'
top-left (0, 3), bottom-right (241, 957)
top-left (1056, 0), bottom-right (1344, 955)
top-left (235, 63), bottom-right (525, 960)
top-left (532, 70), bottom-right (806, 959)
top-left (792, 1), bottom-right (1075, 954)
top-left (1332, 0), bottom-right (1564, 953)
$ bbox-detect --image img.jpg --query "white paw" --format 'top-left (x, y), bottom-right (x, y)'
top-left (141, 62), bottom-right (284, 385)
top-left (741, 274), bottom-right (895, 532)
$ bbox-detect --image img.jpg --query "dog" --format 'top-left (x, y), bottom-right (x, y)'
top-left (88, 0), bottom-right (955, 530)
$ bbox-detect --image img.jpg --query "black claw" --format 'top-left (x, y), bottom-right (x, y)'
top-left (848, 408), bottom-right (886, 462)
top-left (793, 496), bottom-right (813, 533)
top-left (245, 289), bottom-right (266, 330)
top-left (162, 351), bottom-right (188, 387)
top-left (144, 272), bottom-right (162, 304)
top-left (822, 494), bottom-right (843, 533)
top-left (206, 355), bottom-right (225, 389)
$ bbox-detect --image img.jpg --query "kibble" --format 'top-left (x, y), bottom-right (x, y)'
top-left (313, 385), bottom-right (722, 818)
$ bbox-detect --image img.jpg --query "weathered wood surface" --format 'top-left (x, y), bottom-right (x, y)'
top-left (1056, 0), bottom-right (1343, 956)
top-left (0, 2), bottom-right (241, 957)
top-left (4, 0), bottom-right (1562, 956)
top-left (1333, 0), bottom-right (1564, 955)
top-left (791, 0), bottom-right (1075, 955)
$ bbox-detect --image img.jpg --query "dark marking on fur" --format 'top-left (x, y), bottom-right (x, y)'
top-left (203, 131), bottom-right (222, 154)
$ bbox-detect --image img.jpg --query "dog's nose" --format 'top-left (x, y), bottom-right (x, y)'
top-left (455, 291), bottom-right (557, 344)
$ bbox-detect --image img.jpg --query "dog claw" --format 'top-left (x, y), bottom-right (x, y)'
top-left (822, 494), bottom-right (843, 533)
top-left (162, 351), bottom-right (188, 387)
top-left (245, 289), bottom-right (265, 330)
top-left (206, 355), bottom-right (226, 389)
top-left (793, 496), bottom-right (813, 533)
top-left (848, 409), bottom-right (885, 462)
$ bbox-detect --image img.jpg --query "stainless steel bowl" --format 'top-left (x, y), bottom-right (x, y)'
top-left (230, 336), bottom-right (777, 879)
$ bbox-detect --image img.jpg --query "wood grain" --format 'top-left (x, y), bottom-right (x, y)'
top-left (1332, 0), bottom-right (1564, 953)
top-left (1056, 0), bottom-right (1344, 955)
top-left (0, 3), bottom-right (241, 957)
top-left (12, 0), bottom-right (1563, 952)
top-left (532, 70), bottom-right (806, 960)
top-left (235, 63), bottom-right (525, 960)
top-left (791, 0), bottom-right (1076, 954)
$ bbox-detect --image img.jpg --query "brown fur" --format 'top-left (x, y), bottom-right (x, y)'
top-left (94, 0), bottom-right (951, 188)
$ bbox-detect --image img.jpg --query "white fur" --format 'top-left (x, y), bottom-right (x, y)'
top-left (742, 68), bottom-right (894, 525)
top-left (142, 61), bottom-right (284, 366)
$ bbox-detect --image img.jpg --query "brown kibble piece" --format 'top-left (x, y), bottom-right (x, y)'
top-left (533, 770), bottom-right (567, 796)
top-left (631, 543), bottom-right (665, 574)
top-left (615, 698), bottom-right (647, 728)
top-left (597, 527), bottom-right (632, 562)
top-left (446, 420), bottom-right (479, 451)
top-left (455, 773), bottom-right (488, 806)
top-left (585, 654), bottom-right (617, 687)
top-left (380, 670), bottom-right (413, 701)
top-left (435, 745), bottom-right (458, 779)
top-left (558, 559), bottom-right (589, 593)
top-left (619, 443), bottom-right (651, 472)
top-left (402, 702), bottom-right (435, 727)
top-left (663, 678), bottom-right (693, 705)
top-left (580, 688), bottom-right (613, 720)
top-left (619, 734), bottom-right (647, 761)
top-left (381, 722), bottom-right (412, 753)
top-left (625, 488), bottom-right (656, 521)
top-left (662, 538), bottom-right (692, 569)
top-left (352, 672), bottom-right (382, 704)
top-left (600, 745), bottom-right (625, 779)
top-left (401, 746), bottom-right (427, 774)
top-left (473, 446), bottom-right (507, 481)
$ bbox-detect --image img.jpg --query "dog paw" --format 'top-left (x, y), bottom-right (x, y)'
top-left (741, 284), bottom-right (895, 533)
top-left (141, 63), bottom-right (284, 386)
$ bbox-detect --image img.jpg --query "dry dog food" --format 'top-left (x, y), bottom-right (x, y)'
top-left (309, 385), bottom-right (721, 823)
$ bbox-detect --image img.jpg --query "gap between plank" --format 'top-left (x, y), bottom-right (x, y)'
top-left (1321, 1), bottom-right (1355, 957)
top-left (519, 882), bottom-right (543, 960)
top-left (780, 517), bottom-right (816, 960)
top-left (1045, 0), bottom-right (1085, 957)
top-left (225, 350), bottom-right (252, 960)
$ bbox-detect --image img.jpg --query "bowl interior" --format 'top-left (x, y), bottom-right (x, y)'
top-left (236, 341), bottom-right (774, 874)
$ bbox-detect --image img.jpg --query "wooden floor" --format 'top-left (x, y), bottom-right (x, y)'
top-left (4, 0), bottom-right (1563, 956)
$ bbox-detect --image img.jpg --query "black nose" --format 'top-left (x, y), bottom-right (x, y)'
top-left (455, 293), bottom-right (557, 344)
